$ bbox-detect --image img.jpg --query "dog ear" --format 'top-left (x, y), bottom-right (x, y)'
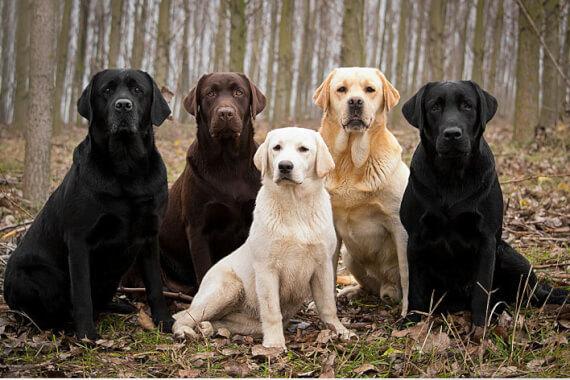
top-left (467, 81), bottom-right (498, 129)
top-left (140, 71), bottom-right (171, 127)
top-left (78, 70), bottom-right (105, 122)
top-left (239, 73), bottom-right (266, 120)
top-left (402, 83), bottom-right (430, 129)
top-left (377, 70), bottom-right (400, 112)
top-left (184, 73), bottom-right (210, 117)
top-left (313, 69), bottom-right (336, 111)
top-left (315, 132), bottom-right (335, 178)
top-left (253, 137), bottom-right (269, 177)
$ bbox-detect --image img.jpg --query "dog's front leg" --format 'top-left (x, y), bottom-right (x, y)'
top-left (139, 238), bottom-right (174, 332)
top-left (67, 238), bottom-right (97, 340)
top-left (254, 267), bottom-right (286, 350)
top-left (390, 220), bottom-right (410, 316)
top-left (310, 260), bottom-right (353, 340)
top-left (405, 251), bottom-right (428, 325)
top-left (187, 226), bottom-right (213, 285)
top-left (471, 237), bottom-right (496, 331)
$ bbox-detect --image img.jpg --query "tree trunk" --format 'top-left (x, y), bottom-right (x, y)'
top-left (155, 0), bottom-right (171, 87)
top-left (13, 0), bottom-right (31, 132)
top-left (177, 0), bottom-right (191, 123)
top-left (93, 1), bottom-right (106, 73)
top-left (52, 0), bottom-right (72, 134)
top-left (428, 0), bottom-right (445, 80)
top-left (266, 0), bottom-right (280, 122)
top-left (273, 0), bottom-right (294, 126)
top-left (249, 0), bottom-right (264, 84)
top-left (488, 0), bottom-right (503, 94)
top-left (131, 0), bottom-right (148, 69)
top-left (316, 1), bottom-right (329, 84)
top-left (0, 0), bottom-right (15, 124)
top-left (24, 0), bottom-right (56, 208)
top-left (561, 1), bottom-right (570, 114)
top-left (513, 0), bottom-right (541, 144)
top-left (395, 0), bottom-right (409, 89)
top-left (228, 0), bottom-right (246, 72)
top-left (539, 0), bottom-right (559, 128)
top-left (378, 0), bottom-right (391, 70)
top-left (472, 0), bottom-right (485, 85)
top-left (71, 0), bottom-right (89, 126)
top-left (369, 0), bottom-right (383, 67)
top-left (340, 0), bottom-right (365, 66)
top-left (411, 0), bottom-right (426, 91)
top-left (213, 0), bottom-right (228, 72)
top-left (458, 0), bottom-right (471, 79)
top-left (294, 0), bottom-right (312, 118)
top-left (108, 0), bottom-right (123, 68)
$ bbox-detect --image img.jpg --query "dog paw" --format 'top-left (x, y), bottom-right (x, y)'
top-left (470, 325), bottom-right (485, 343)
top-left (198, 321), bottom-right (214, 338)
top-left (172, 323), bottom-right (199, 341)
top-left (155, 317), bottom-right (175, 333)
top-left (337, 285), bottom-right (363, 300)
top-left (76, 328), bottom-right (99, 342)
top-left (337, 328), bottom-right (357, 341)
top-left (262, 337), bottom-right (287, 352)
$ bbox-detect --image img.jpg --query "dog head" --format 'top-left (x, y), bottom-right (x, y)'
top-left (78, 69), bottom-right (171, 138)
top-left (184, 72), bottom-right (266, 141)
top-left (254, 127), bottom-right (334, 186)
top-left (402, 81), bottom-right (497, 159)
top-left (313, 67), bottom-right (399, 132)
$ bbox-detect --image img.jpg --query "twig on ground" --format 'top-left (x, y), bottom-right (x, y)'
top-left (0, 220), bottom-right (33, 234)
top-left (117, 286), bottom-right (194, 303)
top-left (501, 173), bottom-right (570, 185)
top-left (533, 261), bottom-right (570, 269)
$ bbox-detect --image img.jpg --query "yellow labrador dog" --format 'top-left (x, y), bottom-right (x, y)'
top-left (313, 67), bottom-right (409, 316)
top-left (172, 127), bottom-right (353, 350)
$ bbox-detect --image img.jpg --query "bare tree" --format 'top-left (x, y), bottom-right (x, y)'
top-left (131, 0), bottom-right (148, 69)
top-left (24, 0), bottom-right (56, 208)
top-left (0, 0), bottom-right (15, 124)
top-left (155, 0), bottom-right (171, 87)
top-left (53, 0), bottom-right (73, 134)
top-left (108, 0), bottom-right (124, 68)
top-left (229, 0), bottom-right (246, 72)
top-left (340, 0), bottom-right (365, 66)
top-left (273, 0), bottom-right (294, 126)
top-left (539, 0), bottom-right (560, 128)
top-left (13, 0), bottom-right (31, 132)
top-left (428, 0), bottom-right (446, 80)
top-left (472, 0), bottom-right (485, 85)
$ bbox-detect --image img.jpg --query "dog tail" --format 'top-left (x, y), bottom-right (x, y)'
top-left (496, 240), bottom-right (568, 306)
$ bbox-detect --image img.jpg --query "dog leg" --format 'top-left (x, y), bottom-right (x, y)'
top-left (172, 269), bottom-right (243, 340)
top-left (67, 238), bottom-right (98, 340)
top-left (390, 222), bottom-right (409, 316)
top-left (254, 268), bottom-right (286, 350)
top-left (310, 260), bottom-right (354, 341)
top-left (138, 238), bottom-right (174, 332)
top-left (186, 226), bottom-right (213, 284)
top-left (212, 312), bottom-right (263, 337)
top-left (470, 237), bottom-right (496, 328)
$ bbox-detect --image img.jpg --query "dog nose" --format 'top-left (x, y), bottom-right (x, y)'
top-left (217, 107), bottom-right (234, 121)
top-left (114, 99), bottom-right (133, 112)
top-left (443, 127), bottom-right (462, 140)
top-left (278, 160), bottom-right (294, 174)
top-left (348, 97), bottom-right (364, 107)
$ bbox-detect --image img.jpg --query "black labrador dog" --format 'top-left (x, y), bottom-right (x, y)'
top-left (4, 69), bottom-right (174, 340)
top-left (159, 73), bottom-right (265, 294)
top-left (400, 81), bottom-right (568, 334)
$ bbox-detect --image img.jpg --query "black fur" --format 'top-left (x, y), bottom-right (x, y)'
top-left (3, 69), bottom-right (174, 339)
top-left (400, 81), bottom-right (568, 328)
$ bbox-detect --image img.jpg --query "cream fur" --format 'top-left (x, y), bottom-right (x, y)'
top-left (172, 127), bottom-right (352, 349)
top-left (313, 67), bottom-right (410, 316)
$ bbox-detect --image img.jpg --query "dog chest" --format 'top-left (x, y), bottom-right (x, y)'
top-left (335, 205), bottom-right (391, 254)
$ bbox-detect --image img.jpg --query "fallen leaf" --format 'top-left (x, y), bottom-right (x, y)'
top-left (251, 344), bottom-right (283, 358)
top-left (495, 365), bottom-right (519, 377)
top-left (526, 358), bottom-right (545, 370)
top-left (137, 308), bottom-right (155, 330)
top-left (336, 275), bottom-right (355, 286)
top-left (419, 331), bottom-right (451, 353)
top-left (558, 319), bottom-right (570, 329)
top-left (221, 347), bottom-right (240, 356)
top-left (316, 329), bottom-right (334, 345)
top-left (178, 368), bottom-right (201, 378)
top-left (189, 352), bottom-right (215, 361)
top-left (353, 363), bottom-right (378, 375)
top-left (223, 362), bottom-right (250, 377)
top-left (541, 334), bottom-right (568, 345)
top-left (319, 352), bottom-right (336, 378)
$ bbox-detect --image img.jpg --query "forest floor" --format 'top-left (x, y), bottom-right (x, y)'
top-left (0, 118), bottom-right (569, 377)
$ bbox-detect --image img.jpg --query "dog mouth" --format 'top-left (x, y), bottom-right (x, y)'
top-left (275, 176), bottom-right (302, 185)
top-left (210, 121), bottom-right (243, 140)
top-left (109, 119), bottom-right (137, 134)
top-left (342, 117), bottom-right (369, 131)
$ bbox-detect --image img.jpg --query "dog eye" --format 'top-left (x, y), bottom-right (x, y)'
top-left (430, 104), bottom-right (441, 112)
top-left (365, 86), bottom-right (375, 93)
top-left (133, 86), bottom-right (142, 94)
top-left (207, 90), bottom-right (216, 98)
top-left (337, 86), bottom-right (347, 93)
top-left (272, 144), bottom-right (281, 151)
top-left (234, 89), bottom-right (243, 97)
top-left (104, 87), bottom-right (112, 95)
top-left (461, 102), bottom-right (472, 110)
top-left (298, 146), bottom-right (309, 152)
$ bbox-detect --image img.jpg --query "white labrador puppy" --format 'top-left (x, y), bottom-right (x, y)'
top-left (172, 127), bottom-right (352, 350)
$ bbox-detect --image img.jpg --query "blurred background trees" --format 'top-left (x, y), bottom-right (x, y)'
top-left (0, 0), bottom-right (569, 154)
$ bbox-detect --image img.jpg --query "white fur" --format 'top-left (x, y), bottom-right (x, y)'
top-left (172, 127), bottom-right (352, 349)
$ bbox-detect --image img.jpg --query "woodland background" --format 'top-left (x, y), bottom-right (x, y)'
top-left (0, 0), bottom-right (569, 377)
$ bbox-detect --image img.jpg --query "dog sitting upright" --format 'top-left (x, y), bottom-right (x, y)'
top-left (159, 73), bottom-right (266, 294)
top-left (172, 127), bottom-right (352, 350)
top-left (400, 81), bottom-right (568, 335)
top-left (313, 68), bottom-right (410, 315)
top-left (3, 69), bottom-right (174, 339)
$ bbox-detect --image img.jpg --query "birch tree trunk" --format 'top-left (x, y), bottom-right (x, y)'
top-left (213, 0), bottom-right (228, 72)
top-left (155, 0), bottom-right (171, 87)
top-left (0, 0), bottom-right (15, 124)
top-left (340, 0), bottom-right (365, 67)
top-left (273, 0), bottom-right (294, 126)
top-left (131, 0), bottom-right (148, 69)
top-left (472, 0), bottom-right (485, 85)
top-left (108, 0), bottom-right (123, 68)
top-left (24, 0), bottom-right (56, 208)
top-left (13, 0), bottom-right (31, 132)
top-left (53, 0), bottom-right (73, 134)
top-left (488, 0), bottom-right (503, 94)
top-left (71, 0), bottom-right (89, 126)
top-left (428, 0), bottom-right (446, 80)
top-left (229, 0), bottom-right (246, 72)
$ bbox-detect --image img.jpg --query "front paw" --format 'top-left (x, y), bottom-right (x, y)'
top-left (76, 325), bottom-right (99, 341)
top-left (398, 313), bottom-right (421, 329)
top-left (470, 325), bottom-right (485, 342)
top-left (336, 327), bottom-right (357, 341)
top-left (154, 316), bottom-right (175, 333)
top-left (262, 335), bottom-right (287, 351)
top-left (173, 321), bottom-right (199, 341)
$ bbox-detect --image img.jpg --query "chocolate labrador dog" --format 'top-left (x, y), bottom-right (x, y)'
top-left (159, 72), bottom-right (266, 293)
top-left (400, 81), bottom-right (568, 335)
top-left (4, 69), bottom-right (174, 340)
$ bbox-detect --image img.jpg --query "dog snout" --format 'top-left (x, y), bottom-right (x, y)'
top-left (217, 107), bottom-right (235, 121)
top-left (278, 160), bottom-right (294, 174)
top-left (443, 127), bottom-right (462, 140)
top-left (114, 98), bottom-right (133, 112)
top-left (348, 97), bottom-right (364, 109)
